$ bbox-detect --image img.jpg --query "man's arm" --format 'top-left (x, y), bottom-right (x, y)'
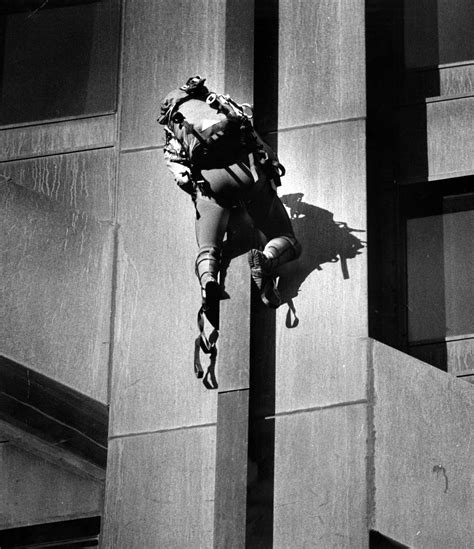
top-left (163, 130), bottom-right (195, 195)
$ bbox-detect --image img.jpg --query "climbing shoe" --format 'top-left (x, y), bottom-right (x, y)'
top-left (202, 278), bottom-right (220, 309)
top-left (247, 249), bottom-right (281, 309)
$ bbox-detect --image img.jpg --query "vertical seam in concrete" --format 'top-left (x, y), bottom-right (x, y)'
top-left (102, 0), bottom-right (127, 536)
top-left (366, 338), bottom-right (376, 532)
top-left (106, 225), bottom-right (120, 408)
top-left (106, 0), bottom-right (127, 407)
top-left (114, 0), bottom-right (126, 221)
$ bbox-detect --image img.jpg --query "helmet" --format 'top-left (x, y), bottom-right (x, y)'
top-left (179, 75), bottom-right (208, 96)
top-left (158, 76), bottom-right (209, 125)
top-left (157, 88), bottom-right (187, 125)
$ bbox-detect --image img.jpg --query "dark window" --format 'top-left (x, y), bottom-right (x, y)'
top-left (404, 0), bottom-right (474, 68)
top-left (0, 0), bottom-right (119, 126)
top-left (403, 178), bottom-right (474, 376)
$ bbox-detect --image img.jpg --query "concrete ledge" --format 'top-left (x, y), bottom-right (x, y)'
top-left (370, 340), bottom-right (473, 549)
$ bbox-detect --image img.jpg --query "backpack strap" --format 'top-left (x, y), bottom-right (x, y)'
top-left (194, 305), bottom-right (219, 389)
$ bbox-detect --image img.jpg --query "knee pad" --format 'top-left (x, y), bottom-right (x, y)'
top-left (264, 235), bottom-right (301, 262)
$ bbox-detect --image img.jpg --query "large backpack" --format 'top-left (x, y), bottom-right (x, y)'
top-left (164, 96), bottom-right (254, 170)
top-left (159, 78), bottom-right (284, 186)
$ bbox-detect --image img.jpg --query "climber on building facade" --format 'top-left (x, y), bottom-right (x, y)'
top-left (158, 76), bottom-right (301, 314)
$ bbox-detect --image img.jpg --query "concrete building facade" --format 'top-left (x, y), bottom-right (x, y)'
top-left (0, 1), bottom-right (472, 547)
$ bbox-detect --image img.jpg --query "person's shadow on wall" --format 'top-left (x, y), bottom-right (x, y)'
top-left (277, 192), bottom-right (366, 327)
top-left (219, 192), bottom-right (365, 329)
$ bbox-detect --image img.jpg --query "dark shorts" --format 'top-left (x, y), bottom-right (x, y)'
top-left (194, 172), bottom-right (294, 250)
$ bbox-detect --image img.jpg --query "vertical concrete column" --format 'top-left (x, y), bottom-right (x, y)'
top-left (213, 1), bottom-right (254, 546)
top-left (102, 1), bottom-right (254, 547)
top-left (214, 254), bottom-right (252, 549)
top-left (248, 1), bottom-right (369, 547)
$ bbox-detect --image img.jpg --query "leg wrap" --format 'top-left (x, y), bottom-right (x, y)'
top-left (248, 235), bottom-right (301, 309)
top-left (195, 246), bottom-right (221, 289)
top-left (263, 235), bottom-right (302, 270)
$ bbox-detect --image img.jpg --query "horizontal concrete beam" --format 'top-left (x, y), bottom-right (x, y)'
top-left (0, 355), bottom-right (108, 469)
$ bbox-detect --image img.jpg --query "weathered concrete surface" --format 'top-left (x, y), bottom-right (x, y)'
top-left (214, 252), bottom-right (252, 549)
top-left (371, 340), bottom-right (474, 549)
top-left (1, 148), bottom-right (116, 220)
top-left (278, 0), bottom-right (365, 128)
top-left (273, 404), bottom-right (368, 549)
top-left (120, 0), bottom-right (226, 151)
top-left (0, 443), bottom-right (103, 529)
top-left (109, 150), bottom-right (216, 435)
top-left (105, 0), bottom-right (370, 546)
top-left (102, 427), bottom-right (216, 548)
top-left (218, 253), bottom-right (252, 392)
top-left (410, 337), bottom-right (474, 376)
top-left (214, 390), bottom-right (249, 549)
top-left (104, 1), bottom-right (256, 546)
top-left (120, 0), bottom-right (254, 151)
top-left (1, 181), bottom-right (113, 402)
top-left (275, 120), bottom-right (367, 412)
top-left (251, 2), bottom-right (370, 547)
top-left (0, 115), bottom-right (116, 162)
top-left (403, 62), bottom-right (474, 101)
top-left (398, 95), bottom-right (474, 183)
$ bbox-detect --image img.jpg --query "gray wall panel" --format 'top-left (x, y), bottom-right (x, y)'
top-left (274, 120), bottom-right (367, 411)
top-left (0, 115), bottom-right (116, 162)
top-left (426, 96), bottom-right (474, 179)
top-left (102, 428), bottom-right (216, 548)
top-left (218, 254), bottom-right (251, 391)
top-left (438, 63), bottom-right (474, 96)
top-left (1, 182), bottom-right (113, 403)
top-left (278, 0), bottom-right (366, 129)
top-left (409, 337), bottom-right (474, 375)
top-left (1, 149), bottom-right (116, 220)
top-left (214, 390), bottom-right (249, 549)
top-left (110, 150), bottom-right (217, 435)
top-left (273, 405), bottom-right (368, 548)
top-left (120, 0), bottom-right (227, 150)
top-left (0, 444), bottom-right (103, 530)
top-left (398, 95), bottom-right (474, 183)
top-left (372, 341), bottom-right (474, 548)
top-left (404, 62), bottom-right (474, 101)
